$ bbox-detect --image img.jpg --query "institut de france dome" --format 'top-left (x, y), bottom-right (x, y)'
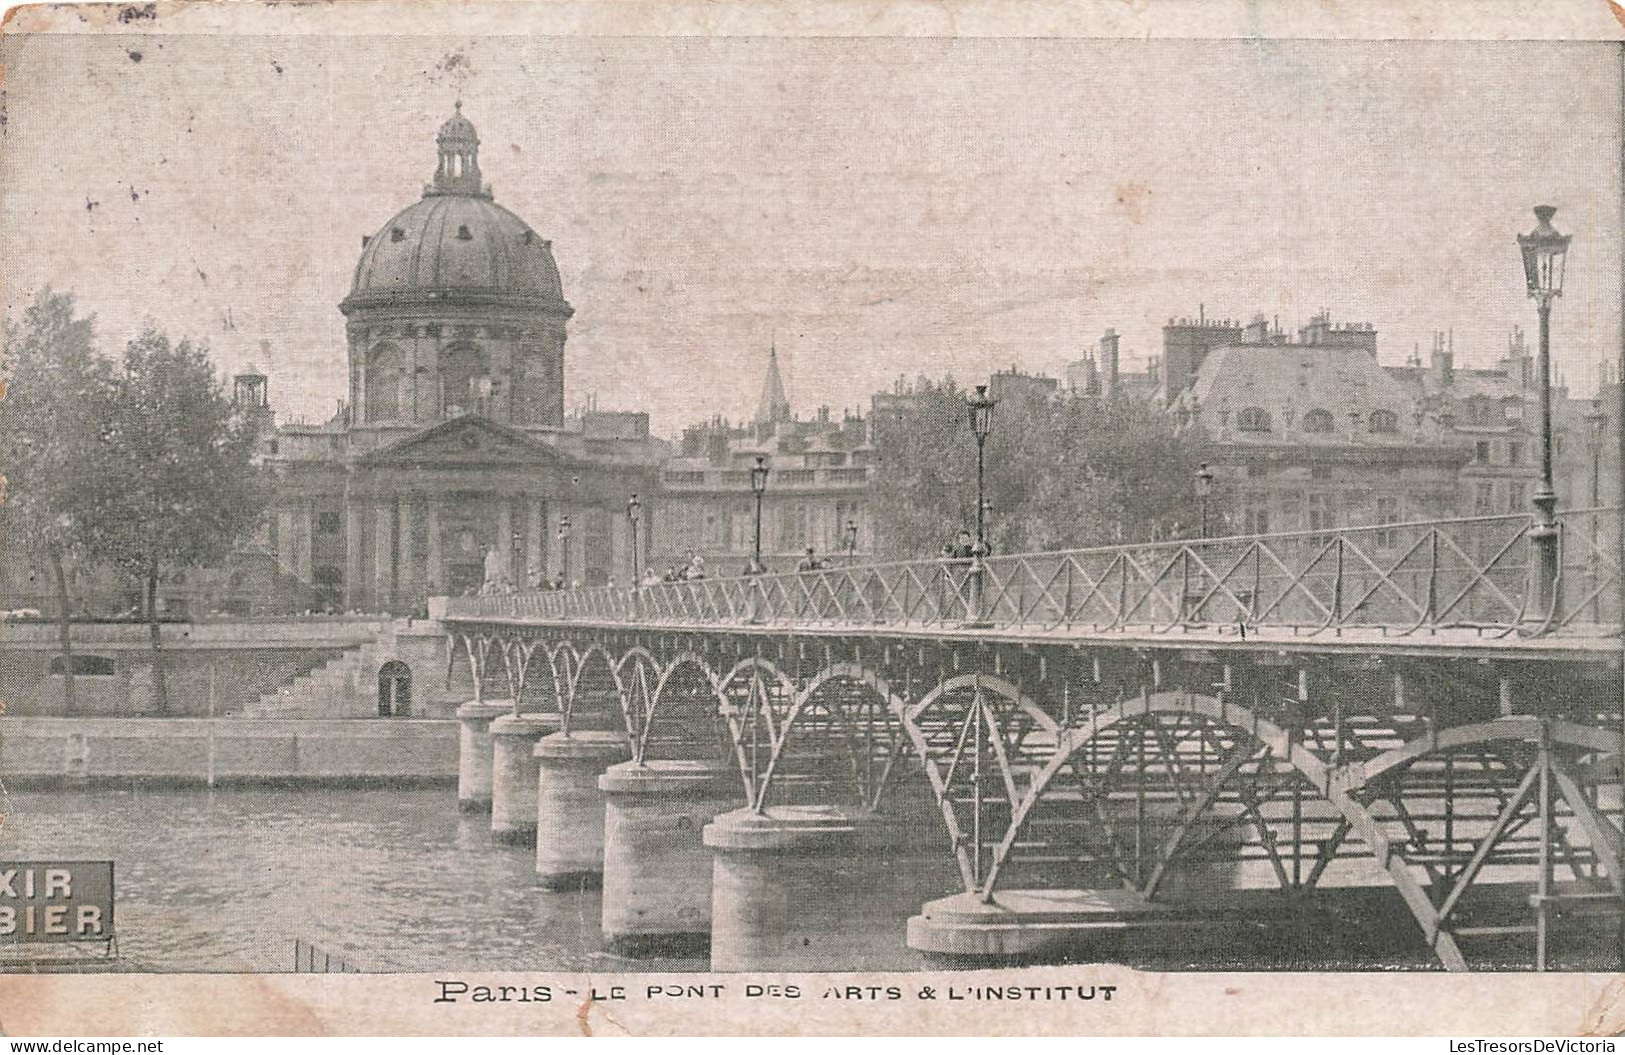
top-left (247, 104), bottom-right (666, 612)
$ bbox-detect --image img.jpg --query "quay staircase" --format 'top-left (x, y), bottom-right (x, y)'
top-left (240, 625), bottom-right (400, 719)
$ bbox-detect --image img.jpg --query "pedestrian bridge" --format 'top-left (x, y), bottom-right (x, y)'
top-left (441, 510), bottom-right (1624, 972)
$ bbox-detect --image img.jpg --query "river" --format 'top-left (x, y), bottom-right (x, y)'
top-left (2, 784), bottom-right (1592, 973)
top-left (0, 785), bottom-right (961, 973)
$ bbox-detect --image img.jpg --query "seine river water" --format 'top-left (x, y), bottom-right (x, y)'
top-left (0, 785), bottom-right (964, 974)
top-left (7, 784), bottom-right (1580, 973)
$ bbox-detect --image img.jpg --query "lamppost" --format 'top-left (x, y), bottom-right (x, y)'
top-left (558, 513), bottom-right (572, 587)
top-left (750, 455), bottom-right (770, 572)
top-left (1195, 463), bottom-right (1215, 540)
top-left (1517, 205), bottom-right (1572, 617)
top-left (967, 384), bottom-right (998, 626)
top-left (1587, 400), bottom-right (1606, 622)
top-left (627, 493), bottom-right (642, 584)
top-left (843, 518), bottom-right (859, 565)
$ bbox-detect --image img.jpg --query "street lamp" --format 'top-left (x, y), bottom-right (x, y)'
top-left (1195, 463), bottom-right (1215, 540)
top-left (557, 513), bottom-right (572, 587)
top-left (627, 493), bottom-right (642, 584)
top-left (843, 518), bottom-right (859, 565)
top-left (750, 455), bottom-right (770, 572)
top-left (1517, 205), bottom-right (1572, 616)
top-left (1587, 400), bottom-right (1607, 623)
top-left (967, 384), bottom-right (998, 625)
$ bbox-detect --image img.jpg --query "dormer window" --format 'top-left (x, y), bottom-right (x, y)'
top-left (1302, 408), bottom-right (1334, 434)
top-left (456, 224), bottom-right (473, 241)
top-left (1236, 406), bottom-right (1272, 433)
top-left (391, 227), bottom-right (405, 243)
top-left (522, 230), bottom-right (534, 245)
top-left (1369, 409), bottom-right (1399, 434)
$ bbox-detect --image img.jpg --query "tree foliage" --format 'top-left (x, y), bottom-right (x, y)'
top-left (0, 289), bottom-right (111, 712)
top-left (78, 329), bottom-right (269, 710)
top-left (870, 376), bottom-right (1213, 559)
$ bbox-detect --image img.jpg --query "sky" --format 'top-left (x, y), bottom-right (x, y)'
top-left (1, 34), bottom-right (1620, 436)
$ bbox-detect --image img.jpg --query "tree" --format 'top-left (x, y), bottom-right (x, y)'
top-left (870, 375), bottom-right (1211, 560)
top-left (0, 289), bottom-right (110, 715)
top-left (80, 329), bottom-right (268, 713)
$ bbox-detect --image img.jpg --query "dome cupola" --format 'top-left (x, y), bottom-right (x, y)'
top-left (431, 100), bottom-right (486, 198)
top-left (339, 103), bottom-right (572, 432)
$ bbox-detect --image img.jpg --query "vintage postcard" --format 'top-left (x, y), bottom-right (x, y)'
top-left (1, 0), bottom-right (1625, 1037)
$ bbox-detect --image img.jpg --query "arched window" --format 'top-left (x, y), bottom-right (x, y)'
top-left (1301, 408), bottom-right (1334, 434)
top-left (440, 343), bottom-right (490, 418)
top-left (1368, 409), bottom-right (1399, 434)
top-left (365, 342), bottom-right (405, 421)
top-left (1236, 406), bottom-right (1272, 433)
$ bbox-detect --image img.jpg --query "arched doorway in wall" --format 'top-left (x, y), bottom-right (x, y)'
top-left (378, 661), bottom-right (413, 717)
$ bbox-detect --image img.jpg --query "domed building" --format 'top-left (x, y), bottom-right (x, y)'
top-left (252, 104), bottom-right (666, 612)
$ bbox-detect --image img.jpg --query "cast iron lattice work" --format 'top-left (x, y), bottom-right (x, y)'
top-left (443, 512), bottom-right (1624, 971)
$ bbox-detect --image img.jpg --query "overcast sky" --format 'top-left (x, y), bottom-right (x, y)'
top-left (1, 35), bottom-right (1619, 434)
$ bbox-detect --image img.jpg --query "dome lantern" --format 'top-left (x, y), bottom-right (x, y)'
top-left (430, 101), bottom-right (487, 198)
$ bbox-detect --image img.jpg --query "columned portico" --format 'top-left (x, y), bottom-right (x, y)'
top-left (525, 496), bottom-right (544, 588)
top-left (344, 500), bottom-right (365, 609)
top-left (398, 495), bottom-right (418, 606)
top-left (425, 499), bottom-right (443, 596)
top-left (373, 497), bottom-right (394, 609)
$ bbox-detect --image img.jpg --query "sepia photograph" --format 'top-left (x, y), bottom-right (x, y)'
top-left (0, 0), bottom-right (1623, 1037)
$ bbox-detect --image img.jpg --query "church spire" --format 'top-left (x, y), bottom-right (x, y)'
top-left (428, 100), bottom-right (488, 198)
top-left (755, 343), bottom-right (792, 427)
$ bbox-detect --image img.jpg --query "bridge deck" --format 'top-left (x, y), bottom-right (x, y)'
top-left (452, 614), bottom-right (1620, 663)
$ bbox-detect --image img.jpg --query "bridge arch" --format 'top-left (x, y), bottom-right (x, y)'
top-left (559, 642), bottom-right (628, 735)
top-left (982, 691), bottom-right (1623, 972)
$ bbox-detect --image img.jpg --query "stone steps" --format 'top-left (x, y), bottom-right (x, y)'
top-left (241, 631), bottom-right (399, 719)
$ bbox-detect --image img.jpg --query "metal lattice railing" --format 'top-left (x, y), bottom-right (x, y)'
top-left (444, 509), bottom-right (1623, 639)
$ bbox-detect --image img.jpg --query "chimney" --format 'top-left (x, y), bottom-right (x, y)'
top-left (1100, 329), bottom-right (1120, 396)
top-left (1432, 331), bottom-right (1454, 385)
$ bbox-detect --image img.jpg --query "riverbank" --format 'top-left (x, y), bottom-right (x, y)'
top-left (0, 717), bottom-right (456, 787)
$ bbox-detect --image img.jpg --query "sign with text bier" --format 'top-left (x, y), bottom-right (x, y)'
top-left (0, 861), bottom-right (114, 944)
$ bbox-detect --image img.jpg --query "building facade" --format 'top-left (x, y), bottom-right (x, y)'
top-left (651, 350), bottom-right (875, 573)
top-left (255, 104), bottom-right (665, 612)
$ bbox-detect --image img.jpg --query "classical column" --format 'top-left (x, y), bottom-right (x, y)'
top-left (525, 495), bottom-right (544, 588)
top-left (610, 507), bottom-right (629, 585)
top-left (374, 498), bottom-right (394, 611)
top-left (496, 496), bottom-right (514, 589)
top-left (275, 509), bottom-right (295, 575)
top-left (294, 501), bottom-right (314, 584)
top-left (344, 499), bottom-right (365, 610)
top-left (425, 498), bottom-right (443, 596)
top-left (398, 496), bottom-right (417, 606)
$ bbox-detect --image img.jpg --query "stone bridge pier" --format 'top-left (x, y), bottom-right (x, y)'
top-left (601, 759), bottom-right (738, 955)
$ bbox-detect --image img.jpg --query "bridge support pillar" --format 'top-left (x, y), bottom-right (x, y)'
top-left (599, 760), bottom-right (740, 956)
top-left (703, 805), bottom-right (888, 972)
top-left (533, 731), bottom-right (630, 890)
top-left (489, 712), bottom-right (562, 844)
top-left (455, 699), bottom-right (511, 812)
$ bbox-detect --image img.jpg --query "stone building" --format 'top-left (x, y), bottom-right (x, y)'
top-left (1388, 327), bottom-right (1601, 521)
top-left (256, 104), bottom-right (666, 611)
top-left (652, 350), bottom-right (874, 573)
top-left (1165, 308), bottom-right (1609, 540)
top-left (1171, 311), bottom-right (1467, 539)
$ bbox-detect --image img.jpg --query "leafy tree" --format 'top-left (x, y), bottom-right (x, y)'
top-left (80, 329), bottom-right (268, 712)
top-left (870, 375), bottom-right (1213, 559)
top-left (0, 289), bottom-right (111, 714)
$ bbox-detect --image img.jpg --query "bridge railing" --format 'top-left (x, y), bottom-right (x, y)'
top-left (444, 508), bottom-right (1621, 638)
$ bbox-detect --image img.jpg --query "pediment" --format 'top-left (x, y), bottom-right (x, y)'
top-left (358, 416), bottom-right (571, 468)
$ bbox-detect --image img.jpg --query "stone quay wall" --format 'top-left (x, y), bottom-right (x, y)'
top-left (0, 716), bottom-right (457, 786)
top-left (0, 618), bottom-right (465, 718)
